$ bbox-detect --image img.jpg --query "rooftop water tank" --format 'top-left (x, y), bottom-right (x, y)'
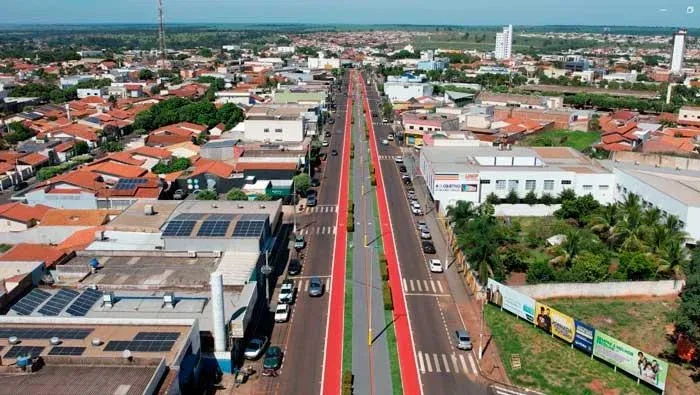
top-left (16, 356), bottom-right (30, 368)
top-left (89, 258), bottom-right (99, 269)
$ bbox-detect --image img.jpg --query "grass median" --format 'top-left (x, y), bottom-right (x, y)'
top-left (342, 121), bottom-right (354, 375)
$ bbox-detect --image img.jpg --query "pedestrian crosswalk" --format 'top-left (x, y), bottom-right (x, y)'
top-left (306, 205), bottom-right (337, 213)
top-left (298, 277), bottom-right (332, 294)
top-left (416, 350), bottom-right (478, 375)
top-left (298, 226), bottom-right (337, 236)
top-left (402, 278), bottom-right (446, 295)
top-left (491, 385), bottom-right (527, 395)
top-left (379, 155), bottom-right (395, 160)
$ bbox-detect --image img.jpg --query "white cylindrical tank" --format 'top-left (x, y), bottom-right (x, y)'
top-left (210, 272), bottom-right (226, 353)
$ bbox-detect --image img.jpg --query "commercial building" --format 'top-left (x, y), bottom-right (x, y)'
top-left (416, 50), bottom-right (447, 71)
top-left (477, 92), bottom-right (563, 110)
top-left (495, 25), bottom-right (513, 60)
top-left (384, 82), bottom-right (433, 103)
top-left (419, 146), bottom-right (615, 212)
top-left (671, 29), bottom-right (687, 74)
top-left (307, 52), bottom-right (340, 70)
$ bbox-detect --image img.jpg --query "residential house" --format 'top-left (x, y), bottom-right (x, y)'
top-left (37, 123), bottom-right (100, 147)
top-left (38, 208), bottom-right (112, 227)
top-left (209, 123), bottom-right (227, 140)
top-left (596, 111), bottom-right (650, 152)
top-left (401, 112), bottom-right (459, 146)
top-left (677, 106), bottom-right (700, 127)
top-left (642, 135), bottom-right (698, 156)
top-left (0, 202), bottom-right (50, 232)
top-left (0, 243), bottom-right (69, 268)
top-left (145, 122), bottom-right (208, 147)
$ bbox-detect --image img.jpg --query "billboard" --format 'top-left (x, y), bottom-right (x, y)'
top-left (486, 279), bottom-right (535, 323)
top-left (535, 302), bottom-right (575, 343)
top-left (573, 320), bottom-right (596, 355)
top-left (461, 184), bottom-right (478, 192)
top-left (592, 331), bottom-right (668, 391)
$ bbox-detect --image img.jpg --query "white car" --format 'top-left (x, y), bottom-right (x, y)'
top-left (244, 336), bottom-right (268, 359)
top-left (416, 220), bottom-right (427, 231)
top-left (381, 139), bottom-right (389, 145)
top-left (394, 156), bottom-right (403, 163)
top-left (429, 259), bottom-right (443, 273)
top-left (322, 140), bottom-right (329, 147)
top-left (275, 303), bottom-right (290, 322)
top-left (411, 206), bottom-right (423, 216)
top-left (387, 134), bottom-right (394, 141)
top-left (420, 229), bottom-right (432, 240)
top-left (411, 201), bottom-right (421, 210)
top-left (278, 280), bottom-right (295, 304)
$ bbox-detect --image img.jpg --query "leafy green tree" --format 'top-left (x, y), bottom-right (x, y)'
top-left (618, 252), bottom-right (657, 281)
top-left (293, 173), bottom-right (312, 196)
top-left (73, 141), bottom-right (90, 156)
top-left (485, 193), bottom-right (500, 205)
top-left (589, 204), bottom-right (620, 246)
top-left (568, 252), bottom-right (610, 282)
top-left (5, 122), bottom-right (35, 144)
top-left (195, 189), bottom-right (218, 200)
top-left (101, 141), bottom-right (123, 152)
top-left (151, 157), bottom-right (191, 174)
top-left (527, 259), bottom-right (556, 284)
top-left (554, 194), bottom-right (600, 225)
top-left (523, 190), bottom-right (538, 205)
top-left (446, 201), bottom-right (477, 230)
top-left (558, 188), bottom-right (576, 202)
top-left (139, 69), bottom-right (155, 80)
top-left (657, 241), bottom-right (689, 279)
top-left (255, 193), bottom-right (275, 201)
top-left (672, 252), bottom-right (700, 360)
top-left (226, 188), bottom-right (248, 201)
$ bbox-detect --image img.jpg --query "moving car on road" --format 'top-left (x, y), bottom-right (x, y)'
top-left (381, 139), bottom-right (389, 145)
top-left (420, 229), bottom-right (432, 240)
top-left (387, 133), bottom-right (394, 141)
top-left (274, 304), bottom-right (290, 323)
top-left (244, 336), bottom-right (268, 359)
top-left (422, 240), bottom-right (436, 254)
top-left (322, 140), bottom-right (329, 147)
top-left (455, 329), bottom-right (473, 350)
top-left (398, 165), bottom-right (407, 173)
top-left (394, 156), bottom-right (403, 163)
top-left (308, 277), bottom-right (324, 297)
top-left (429, 259), bottom-right (443, 273)
top-left (331, 149), bottom-right (338, 156)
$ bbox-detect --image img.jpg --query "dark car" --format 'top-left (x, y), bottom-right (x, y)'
top-left (263, 346), bottom-right (283, 370)
top-left (310, 178), bottom-right (320, 187)
top-left (331, 149), bottom-right (338, 156)
top-left (422, 241), bottom-right (436, 254)
top-left (288, 259), bottom-right (302, 275)
top-left (173, 189), bottom-right (187, 200)
top-left (13, 181), bottom-right (28, 191)
top-left (307, 194), bottom-right (317, 207)
top-left (398, 165), bottom-right (407, 173)
top-left (308, 277), bottom-right (324, 297)
top-left (325, 131), bottom-right (331, 137)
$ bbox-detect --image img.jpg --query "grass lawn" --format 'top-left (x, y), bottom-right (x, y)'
top-left (522, 130), bottom-right (601, 152)
top-left (343, 240), bottom-right (353, 374)
top-left (0, 244), bottom-right (12, 253)
top-left (485, 304), bottom-right (657, 395)
top-left (548, 297), bottom-right (698, 395)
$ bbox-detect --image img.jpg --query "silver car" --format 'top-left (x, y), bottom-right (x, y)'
top-left (455, 329), bottom-right (472, 350)
top-left (308, 277), bottom-right (324, 297)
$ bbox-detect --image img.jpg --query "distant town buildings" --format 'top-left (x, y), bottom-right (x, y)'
top-left (494, 24), bottom-right (513, 60)
top-left (671, 28), bottom-right (687, 74)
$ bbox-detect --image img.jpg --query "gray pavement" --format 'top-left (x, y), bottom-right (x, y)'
top-left (350, 81), bottom-right (393, 395)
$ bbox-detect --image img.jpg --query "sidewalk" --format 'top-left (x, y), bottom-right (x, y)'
top-left (404, 149), bottom-right (511, 387)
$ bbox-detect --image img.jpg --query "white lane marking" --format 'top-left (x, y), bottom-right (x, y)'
top-left (326, 278), bottom-right (331, 293)
top-left (437, 281), bottom-right (444, 293)
top-left (430, 280), bottom-right (437, 293)
top-left (402, 278), bottom-right (408, 292)
top-left (442, 354), bottom-right (450, 373)
top-left (409, 279), bottom-right (415, 292)
top-left (424, 352), bottom-right (432, 372)
top-left (416, 281), bottom-right (422, 292)
top-left (423, 280), bottom-right (429, 292)
top-left (459, 354), bottom-right (469, 375)
top-left (468, 353), bottom-right (477, 374)
top-left (333, 226), bottom-right (337, 234)
top-left (493, 386), bottom-right (524, 395)
top-left (417, 351), bottom-right (425, 373)
top-left (451, 353), bottom-right (459, 373)
top-left (304, 280), bottom-right (309, 292)
top-left (433, 353), bottom-right (441, 373)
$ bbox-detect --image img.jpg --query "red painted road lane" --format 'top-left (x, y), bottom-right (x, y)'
top-left (321, 72), bottom-right (353, 395)
top-left (359, 73), bottom-right (422, 395)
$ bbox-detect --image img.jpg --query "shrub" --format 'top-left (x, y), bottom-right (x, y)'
top-left (504, 189), bottom-right (519, 204)
top-left (379, 260), bottom-right (389, 281)
top-left (523, 190), bottom-right (538, 205)
top-left (347, 215), bottom-right (355, 232)
top-left (485, 193), bottom-right (500, 205)
top-left (350, 151), bottom-right (354, 159)
top-left (370, 174), bottom-right (376, 186)
top-left (539, 193), bottom-right (555, 205)
top-left (348, 202), bottom-right (354, 214)
top-left (342, 370), bottom-right (353, 386)
top-left (382, 282), bottom-right (393, 310)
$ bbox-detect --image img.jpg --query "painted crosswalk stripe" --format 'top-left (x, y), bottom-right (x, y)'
top-left (402, 278), bottom-right (408, 292)
top-left (468, 353), bottom-right (477, 374)
top-left (442, 354), bottom-right (450, 373)
top-left (459, 354), bottom-right (468, 374)
top-left (451, 353), bottom-right (459, 373)
top-left (437, 281), bottom-right (444, 293)
top-left (493, 386), bottom-right (524, 395)
top-left (432, 354), bottom-right (441, 373)
top-left (430, 281), bottom-right (436, 293)
top-left (423, 280), bottom-right (429, 292)
top-left (303, 280), bottom-right (309, 292)
top-left (409, 280), bottom-right (415, 292)
top-left (424, 352), bottom-right (432, 372)
top-left (416, 281), bottom-right (422, 292)
top-left (417, 351), bottom-right (425, 373)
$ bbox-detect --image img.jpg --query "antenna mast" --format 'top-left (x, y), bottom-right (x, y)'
top-left (157, 0), bottom-right (167, 69)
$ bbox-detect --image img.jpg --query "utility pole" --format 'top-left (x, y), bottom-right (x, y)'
top-left (478, 293), bottom-right (485, 360)
top-left (157, 0), bottom-right (167, 69)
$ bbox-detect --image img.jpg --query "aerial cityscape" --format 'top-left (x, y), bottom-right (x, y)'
top-left (0, 2), bottom-right (699, 395)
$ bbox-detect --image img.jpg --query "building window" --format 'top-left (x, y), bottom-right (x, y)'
top-left (561, 180), bottom-right (572, 185)
top-left (583, 185), bottom-right (593, 191)
top-left (264, 128), bottom-right (270, 133)
top-left (275, 128), bottom-right (283, 133)
top-left (525, 180), bottom-right (536, 190)
top-left (419, 127), bottom-right (424, 131)
top-left (480, 179), bottom-right (491, 184)
top-left (599, 185), bottom-right (609, 190)
top-left (508, 180), bottom-right (519, 190)
top-left (495, 180), bottom-right (506, 190)
top-left (544, 180), bottom-right (554, 190)
top-left (409, 125), bottom-right (414, 130)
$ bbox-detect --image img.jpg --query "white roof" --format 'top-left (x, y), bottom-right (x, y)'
top-left (242, 180), bottom-right (271, 192)
top-left (87, 231), bottom-right (164, 251)
top-left (216, 251), bottom-right (260, 286)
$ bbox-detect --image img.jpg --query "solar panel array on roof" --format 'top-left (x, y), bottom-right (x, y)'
top-left (134, 332), bottom-right (180, 341)
top-left (114, 178), bottom-right (148, 190)
top-left (232, 220), bottom-right (265, 238)
top-left (4, 346), bottom-right (44, 359)
top-left (162, 220), bottom-right (196, 237)
top-left (48, 346), bottom-right (86, 356)
top-left (174, 213), bottom-right (206, 221)
top-left (65, 288), bottom-right (102, 316)
top-left (103, 340), bottom-right (175, 352)
top-left (10, 289), bottom-right (51, 316)
top-left (197, 220), bottom-right (230, 237)
top-left (38, 289), bottom-right (80, 316)
top-left (0, 328), bottom-right (93, 339)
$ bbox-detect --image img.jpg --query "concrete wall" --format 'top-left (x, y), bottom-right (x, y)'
top-left (512, 280), bottom-right (684, 299)
top-left (0, 219), bottom-right (29, 232)
top-left (494, 204), bottom-right (560, 217)
top-left (612, 151), bottom-right (700, 171)
top-left (244, 119), bottom-right (305, 143)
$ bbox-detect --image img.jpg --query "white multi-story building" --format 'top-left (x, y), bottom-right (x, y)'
top-left (495, 25), bottom-right (513, 60)
top-left (307, 52), bottom-right (340, 70)
top-left (384, 82), bottom-right (433, 103)
top-left (419, 146), bottom-right (615, 212)
top-left (671, 29), bottom-right (687, 74)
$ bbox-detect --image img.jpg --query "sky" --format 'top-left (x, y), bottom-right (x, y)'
top-left (1, 0), bottom-right (699, 27)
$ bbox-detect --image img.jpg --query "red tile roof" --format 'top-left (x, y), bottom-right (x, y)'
top-left (643, 136), bottom-right (697, 155)
top-left (0, 243), bottom-right (66, 267)
top-left (35, 170), bottom-right (106, 193)
top-left (54, 141), bottom-right (75, 153)
top-left (86, 161), bottom-right (148, 179)
top-left (43, 123), bottom-right (99, 142)
top-left (57, 226), bottom-right (106, 253)
top-left (129, 146), bottom-right (172, 160)
top-left (18, 152), bottom-right (49, 167)
top-left (190, 158), bottom-right (237, 178)
top-left (597, 142), bottom-right (634, 152)
top-left (0, 203), bottom-right (50, 224)
top-left (102, 152), bottom-right (146, 167)
top-left (96, 177), bottom-right (162, 199)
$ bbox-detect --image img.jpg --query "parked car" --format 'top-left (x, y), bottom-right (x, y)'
top-left (394, 156), bottom-right (403, 163)
top-left (308, 277), bottom-right (324, 297)
top-left (416, 220), bottom-right (427, 231)
top-left (244, 336), bottom-right (268, 359)
top-left (307, 194), bottom-right (317, 207)
top-left (331, 149), bottom-right (338, 156)
top-left (398, 165), bottom-right (407, 173)
top-left (407, 191), bottom-right (416, 199)
top-left (288, 259), bottom-right (302, 275)
top-left (420, 229), bottom-right (432, 240)
top-left (263, 346), bottom-right (283, 370)
top-left (422, 241), bottom-right (436, 254)
top-left (322, 140), bottom-right (329, 147)
top-left (381, 139), bottom-right (389, 145)
top-left (13, 181), bottom-right (28, 191)
top-left (387, 134), bottom-right (394, 141)
top-left (172, 189), bottom-right (187, 200)
top-left (274, 303), bottom-right (290, 322)
top-left (429, 259), bottom-right (443, 273)
top-left (411, 201), bottom-right (421, 210)
top-left (278, 280), bottom-right (295, 304)
top-left (294, 234), bottom-right (305, 250)
top-left (403, 177), bottom-right (412, 186)
top-left (411, 206), bottom-right (423, 216)
top-left (455, 329), bottom-right (473, 350)
top-left (325, 131), bottom-right (331, 137)
top-left (310, 178), bottom-right (320, 187)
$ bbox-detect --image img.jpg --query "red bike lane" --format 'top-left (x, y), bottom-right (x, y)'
top-left (321, 71), bottom-right (353, 395)
top-left (358, 73), bottom-right (422, 395)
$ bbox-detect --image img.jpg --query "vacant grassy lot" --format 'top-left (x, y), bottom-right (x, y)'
top-left (522, 130), bottom-right (601, 152)
top-left (485, 304), bottom-right (657, 395)
top-left (548, 297), bottom-right (697, 395)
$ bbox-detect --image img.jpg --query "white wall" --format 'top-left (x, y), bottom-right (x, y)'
top-left (384, 82), bottom-right (433, 103)
top-left (244, 118), bottom-right (305, 143)
top-left (0, 219), bottom-right (29, 232)
top-left (494, 204), bottom-right (560, 217)
top-left (513, 280), bottom-right (684, 299)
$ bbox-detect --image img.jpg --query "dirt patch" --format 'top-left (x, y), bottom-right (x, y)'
top-left (586, 379), bottom-right (622, 395)
top-left (588, 315), bottom-right (615, 328)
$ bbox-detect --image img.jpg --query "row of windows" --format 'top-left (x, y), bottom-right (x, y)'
top-left (616, 185), bottom-right (685, 228)
top-left (489, 179), bottom-right (608, 192)
top-left (263, 128), bottom-right (284, 133)
top-left (407, 125), bottom-right (441, 132)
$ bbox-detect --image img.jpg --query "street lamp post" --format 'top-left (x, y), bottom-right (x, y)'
top-left (478, 291), bottom-right (485, 360)
top-left (261, 251), bottom-right (272, 306)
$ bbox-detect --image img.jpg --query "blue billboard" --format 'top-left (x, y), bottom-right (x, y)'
top-left (573, 320), bottom-right (596, 355)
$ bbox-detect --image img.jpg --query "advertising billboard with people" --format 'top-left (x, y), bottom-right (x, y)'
top-left (485, 278), bottom-right (668, 391)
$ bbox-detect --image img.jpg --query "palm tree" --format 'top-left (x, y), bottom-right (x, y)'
top-left (589, 204), bottom-right (620, 244)
top-left (621, 193), bottom-right (641, 214)
top-left (446, 201), bottom-right (476, 230)
top-left (550, 229), bottom-right (586, 268)
top-left (643, 206), bottom-right (662, 227)
top-left (647, 224), bottom-right (670, 254)
top-left (657, 241), bottom-right (689, 279)
top-left (613, 203), bottom-right (649, 252)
